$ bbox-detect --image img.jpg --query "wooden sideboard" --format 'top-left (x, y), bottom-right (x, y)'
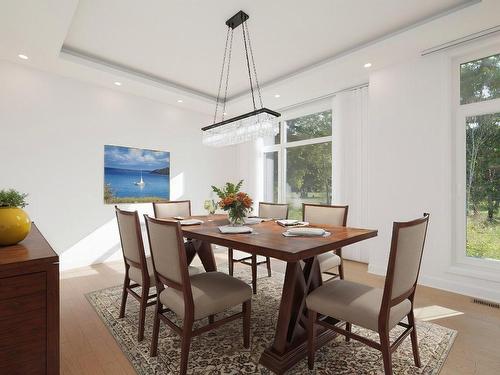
top-left (0, 223), bottom-right (59, 374)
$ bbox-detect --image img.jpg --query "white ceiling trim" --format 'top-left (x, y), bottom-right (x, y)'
top-left (58, 0), bottom-right (481, 106)
top-left (421, 24), bottom-right (500, 56)
top-left (60, 45), bottom-right (216, 103)
top-left (229, 0), bottom-right (481, 102)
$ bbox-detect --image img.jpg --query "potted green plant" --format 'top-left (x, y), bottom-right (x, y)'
top-left (211, 180), bottom-right (253, 226)
top-left (0, 189), bottom-right (31, 246)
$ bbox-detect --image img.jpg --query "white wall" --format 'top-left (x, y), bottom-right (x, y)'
top-left (0, 61), bottom-right (236, 270)
top-left (367, 51), bottom-right (500, 303)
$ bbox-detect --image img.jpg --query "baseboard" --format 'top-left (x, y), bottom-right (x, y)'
top-left (368, 263), bottom-right (500, 303)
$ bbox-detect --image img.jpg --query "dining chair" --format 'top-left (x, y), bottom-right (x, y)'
top-left (144, 215), bottom-right (252, 375)
top-left (115, 207), bottom-right (200, 341)
top-left (306, 213), bottom-right (430, 374)
top-left (115, 206), bottom-right (159, 341)
top-left (303, 203), bottom-right (348, 280)
top-left (228, 202), bottom-right (289, 294)
top-left (153, 200), bottom-right (191, 218)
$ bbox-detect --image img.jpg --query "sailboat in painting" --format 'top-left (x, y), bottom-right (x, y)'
top-left (134, 170), bottom-right (145, 187)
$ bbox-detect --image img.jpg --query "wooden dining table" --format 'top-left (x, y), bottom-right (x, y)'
top-left (178, 214), bottom-right (377, 374)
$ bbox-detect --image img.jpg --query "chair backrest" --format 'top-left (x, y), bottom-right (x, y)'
top-left (153, 200), bottom-right (191, 218)
top-left (259, 202), bottom-right (288, 219)
top-left (115, 206), bottom-right (147, 270)
top-left (302, 203), bottom-right (348, 226)
top-left (143, 215), bottom-right (190, 289)
top-left (382, 213), bottom-right (430, 306)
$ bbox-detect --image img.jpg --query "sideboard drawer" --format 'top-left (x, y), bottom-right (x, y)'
top-left (0, 272), bottom-right (46, 300)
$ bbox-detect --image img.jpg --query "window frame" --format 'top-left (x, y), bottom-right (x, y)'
top-left (262, 100), bottom-right (333, 207)
top-left (451, 44), bottom-right (500, 280)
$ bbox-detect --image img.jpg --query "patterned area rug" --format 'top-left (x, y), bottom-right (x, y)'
top-left (86, 267), bottom-right (456, 374)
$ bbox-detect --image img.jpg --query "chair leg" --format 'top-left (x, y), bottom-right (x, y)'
top-left (150, 302), bottom-right (161, 357)
top-left (408, 311), bottom-right (421, 367)
top-left (345, 322), bottom-right (351, 342)
top-left (251, 254), bottom-right (257, 294)
top-left (266, 256), bottom-right (272, 277)
top-left (307, 310), bottom-right (317, 370)
top-left (119, 276), bottom-right (129, 319)
top-left (137, 287), bottom-right (149, 341)
top-left (228, 248), bottom-right (234, 276)
top-left (379, 329), bottom-right (393, 375)
top-left (243, 300), bottom-right (251, 349)
top-left (180, 319), bottom-right (193, 375)
top-left (208, 315), bottom-right (215, 324)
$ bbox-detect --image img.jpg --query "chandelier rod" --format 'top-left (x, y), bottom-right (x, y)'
top-left (213, 26), bottom-right (231, 124)
top-left (221, 28), bottom-right (234, 121)
top-left (242, 19), bottom-right (257, 111)
top-left (244, 21), bottom-right (264, 109)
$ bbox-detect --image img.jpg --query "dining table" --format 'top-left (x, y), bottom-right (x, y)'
top-left (178, 214), bottom-right (378, 374)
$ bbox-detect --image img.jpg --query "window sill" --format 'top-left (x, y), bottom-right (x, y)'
top-left (448, 262), bottom-right (500, 283)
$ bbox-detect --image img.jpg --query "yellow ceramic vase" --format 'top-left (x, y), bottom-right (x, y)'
top-left (0, 207), bottom-right (31, 246)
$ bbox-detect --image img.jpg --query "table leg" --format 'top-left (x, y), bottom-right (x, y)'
top-left (184, 240), bottom-right (197, 265)
top-left (190, 239), bottom-right (217, 272)
top-left (259, 257), bottom-right (336, 374)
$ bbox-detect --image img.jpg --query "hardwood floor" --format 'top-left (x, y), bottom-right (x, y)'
top-left (60, 248), bottom-right (500, 374)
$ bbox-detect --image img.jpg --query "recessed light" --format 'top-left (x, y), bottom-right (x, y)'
top-left (364, 62), bottom-right (372, 68)
top-left (177, 99), bottom-right (183, 103)
top-left (114, 81), bottom-right (122, 86)
top-left (274, 94), bottom-right (281, 98)
top-left (18, 54), bottom-right (29, 60)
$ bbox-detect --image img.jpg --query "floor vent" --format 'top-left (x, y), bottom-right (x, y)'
top-left (472, 298), bottom-right (500, 309)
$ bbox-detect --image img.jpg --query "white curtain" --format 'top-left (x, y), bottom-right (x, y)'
top-left (332, 86), bottom-right (369, 262)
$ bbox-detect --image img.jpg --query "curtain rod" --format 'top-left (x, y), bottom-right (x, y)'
top-left (277, 82), bottom-right (368, 112)
top-left (421, 25), bottom-right (500, 56)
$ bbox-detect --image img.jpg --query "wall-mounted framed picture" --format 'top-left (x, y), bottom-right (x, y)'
top-left (104, 145), bottom-right (170, 204)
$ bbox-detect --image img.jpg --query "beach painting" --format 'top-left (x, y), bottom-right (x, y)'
top-left (104, 145), bottom-right (170, 204)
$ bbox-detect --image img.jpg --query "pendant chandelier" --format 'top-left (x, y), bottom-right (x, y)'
top-left (202, 11), bottom-right (281, 147)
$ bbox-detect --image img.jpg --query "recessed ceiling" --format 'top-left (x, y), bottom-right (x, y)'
top-left (63, 0), bottom-right (472, 100)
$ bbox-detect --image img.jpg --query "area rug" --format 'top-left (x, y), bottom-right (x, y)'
top-left (86, 267), bottom-right (456, 374)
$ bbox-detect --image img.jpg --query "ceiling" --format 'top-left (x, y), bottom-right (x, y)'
top-left (1, 0), bottom-right (499, 116)
top-left (62, 0), bottom-right (472, 100)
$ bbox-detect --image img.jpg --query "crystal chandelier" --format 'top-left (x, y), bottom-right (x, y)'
top-left (202, 11), bottom-right (281, 147)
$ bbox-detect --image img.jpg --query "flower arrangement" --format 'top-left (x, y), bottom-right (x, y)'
top-left (211, 180), bottom-right (253, 226)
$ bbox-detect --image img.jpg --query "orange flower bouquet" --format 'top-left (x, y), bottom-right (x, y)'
top-left (211, 180), bottom-right (253, 226)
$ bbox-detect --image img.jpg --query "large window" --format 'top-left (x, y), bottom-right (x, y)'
top-left (465, 113), bottom-right (499, 261)
top-left (455, 48), bottom-right (500, 269)
top-left (263, 104), bottom-right (333, 219)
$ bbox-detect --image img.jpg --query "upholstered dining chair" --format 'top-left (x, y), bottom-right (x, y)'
top-left (306, 213), bottom-right (430, 374)
top-left (115, 207), bottom-right (200, 341)
top-left (153, 200), bottom-right (191, 218)
top-left (303, 203), bottom-right (348, 280)
top-left (144, 215), bottom-right (252, 375)
top-left (228, 202), bottom-right (289, 294)
top-left (115, 206), bottom-right (158, 341)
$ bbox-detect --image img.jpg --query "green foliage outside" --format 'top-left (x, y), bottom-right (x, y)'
top-left (460, 53), bottom-right (500, 104)
top-left (462, 54), bottom-right (499, 260)
top-left (466, 113), bottom-right (500, 260)
top-left (467, 211), bottom-right (500, 260)
top-left (0, 189), bottom-right (28, 208)
top-left (285, 110), bottom-right (332, 219)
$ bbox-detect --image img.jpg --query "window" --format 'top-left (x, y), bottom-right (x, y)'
top-left (460, 53), bottom-right (500, 105)
top-left (454, 47), bottom-right (500, 272)
top-left (263, 151), bottom-right (279, 203)
top-left (263, 104), bottom-right (333, 220)
top-left (465, 113), bottom-right (500, 261)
